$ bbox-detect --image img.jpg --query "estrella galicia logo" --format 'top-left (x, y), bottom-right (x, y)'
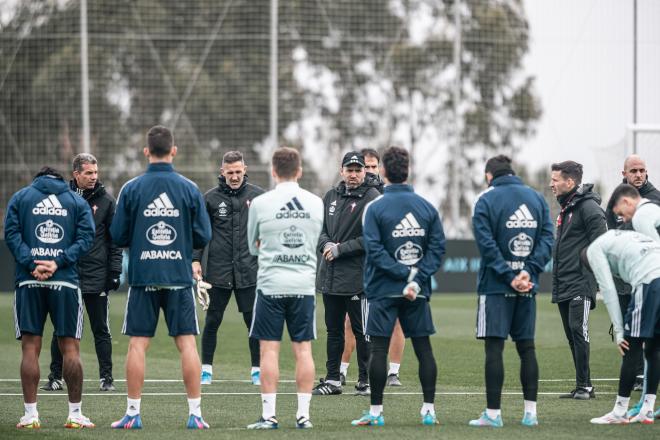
top-left (395, 241), bottom-right (424, 266)
top-left (146, 221), bottom-right (177, 246)
top-left (508, 232), bottom-right (533, 257)
top-left (276, 197), bottom-right (310, 219)
top-left (35, 220), bottom-right (64, 244)
top-left (280, 225), bottom-right (306, 248)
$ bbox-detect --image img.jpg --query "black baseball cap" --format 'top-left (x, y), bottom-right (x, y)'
top-left (342, 151), bottom-right (365, 167)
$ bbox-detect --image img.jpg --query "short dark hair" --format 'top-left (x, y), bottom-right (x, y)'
top-left (607, 183), bottom-right (640, 212)
top-left (382, 146), bottom-right (409, 184)
top-left (222, 150), bottom-right (244, 165)
top-left (360, 148), bottom-right (380, 163)
top-left (551, 160), bottom-right (583, 185)
top-left (72, 153), bottom-right (97, 173)
top-left (34, 166), bottom-right (64, 180)
top-left (484, 155), bottom-right (514, 179)
top-left (272, 147), bottom-right (301, 179)
top-left (147, 125), bottom-right (174, 158)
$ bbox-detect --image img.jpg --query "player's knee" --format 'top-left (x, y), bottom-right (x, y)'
top-left (515, 339), bottom-right (536, 358)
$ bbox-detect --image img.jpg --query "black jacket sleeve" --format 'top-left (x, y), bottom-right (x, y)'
top-left (106, 197), bottom-right (123, 276)
top-left (317, 190), bottom-right (333, 253)
top-left (583, 200), bottom-right (608, 244)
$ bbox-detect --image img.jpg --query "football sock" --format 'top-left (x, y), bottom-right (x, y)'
top-left (296, 393), bottom-right (311, 420)
top-left (421, 402), bottom-right (435, 416)
top-left (24, 402), bottom-right (37, 417)
top-left (486, 408), bottom-right (501, 419)
top-left (388, 362), bottom-right (400, 376)
top-left (412, 336), bottom-right (437, 403)
top-left (641, 394), bottom-right (656, 414)
top-left (201, 364), bottom-right (212, 374)
top-left (369, 405), bottom-right (383, 417)
top-left (340, 362), bottom-right (349, 376)
top-left (613, 396), bottom-right (630, 417)
top-left (261, 393), bottom-right (276, 420)
top-left (126, 398), bottom-right (141, 416)
top-left (251, 367), bottom-right (260, 375)
top-left (516, 340), bottom-right (539, 402)
top-left (187, 397), bottom-right (202, 417)
top-left (68, 401), bottom-right (81, 418)
top-left (523, 400), bottom-right (537, 416)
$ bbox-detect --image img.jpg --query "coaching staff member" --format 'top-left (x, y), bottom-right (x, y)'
top-left (109, 126), bottom-right (212, 429)
top-left (5, 166), bottom-right (95, 429)
top-left (312, 152), bottom-right (380, 396)
top-left (42, 153), bottom-right (122, 393)
top-left (469, 155), bottom-right (553, 428)
top-left (550, 161), bottom-right (607, 400)
top-left (352, 146), bottom-right (445, 427)
top-left (194, 151), bottom-right (265, 385)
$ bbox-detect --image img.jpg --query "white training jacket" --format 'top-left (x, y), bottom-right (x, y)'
top-left (632, 198), bottom-right (660, 242)
top-left (586, 230), bottom-right (660, 343)
top-left (247, 181), bottom-right (323, 296)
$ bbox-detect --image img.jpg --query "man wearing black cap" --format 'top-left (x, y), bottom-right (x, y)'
top-left (312, 152), bottom-right (381, 396)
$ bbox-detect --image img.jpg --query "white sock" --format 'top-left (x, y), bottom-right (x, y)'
top-left (340, 362), bottom-right (349, 376)
top-left (388, 362), bottom-right (400, 376)
top-left (126, 398), bottom-right (141, 416)
top-left (641, 394), bottom-right (656, 413)
top-left (261, 393), bottom-right (276, 420)
top-left (24, 402), bottom-right (38, 417)
top-left (523, 400), bottom-right (536, 416)
top-left (420, 402), bottom-right (435, 416)
top-left (370, 405), bottom-right (383, 417)
top-left (201, 364), bottom-right (212, 374)
top-left (486, 408), bottom-right (501, 419)
top-left (296, 393), bottom-right (312, 419)
top-left (251, 367), bottom-right (260, 375)
top-left (585, 386), bottom-right (593, 392)
top-left (613, 395), bottom-right (630, 417)
top-left (188, 397), bottom-right (202, 417)
top-left (68, 401), bottom-right (81, 418)
top-left (325, 379), bottom-right (341, 387)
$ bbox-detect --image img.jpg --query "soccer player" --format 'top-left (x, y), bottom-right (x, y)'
top-left (352, 146), bottom-right (445, 427)
top-left (584, 230), bottom-right (660, 425)
top-left (605, 154), bottom-right (660, 391)
top-left (341, 148), bottom-right (407, 387)
top-left (109, 126), bottom-right (212, 429)
top-left (550, 161), bottom-right (607, 400)
top-left (469, 155), bottom-right (553, 427)
top-left (246, 147), bottom-right (323, 429)
top-left (41, 154), bottom-right (122, 393)
top-left (312, 152), bottom-right (380, 397)
top-left (5, 166), bottom-right (95, 429)
top-left (193, 151), bottom-right (265, 386)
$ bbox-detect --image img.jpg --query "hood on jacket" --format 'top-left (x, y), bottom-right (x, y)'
top-left (218, 174), bottom-right (249, 196)
top-left (559, 183), bottom-right (601, 209)
top-left (70, 180), bottom-right (106, 201)
top-left (622, 177), bottom-right (660, 199)
top-left (32, 175), bottom-right (69, 195)
top-left (334, 178), bottom-right (376, 197)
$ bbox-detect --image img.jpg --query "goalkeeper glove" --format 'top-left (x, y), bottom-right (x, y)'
top-left (195, 279), bottom-right (212, 311)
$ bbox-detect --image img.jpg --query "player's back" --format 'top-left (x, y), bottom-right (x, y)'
top-left (111, 163), bottom-right (211, 287)
top-left (248, 182), bottom-right (323, 296)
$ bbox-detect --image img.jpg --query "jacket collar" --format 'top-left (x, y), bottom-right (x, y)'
top-left (384, 183), bottom-right (413, 193)
top-left (70, 180), bottom-right (105, 201)
top-left (218, 175), bottom-right (248, 196)
top-left (491, 175), bottom-right (522, 187)
top-left (147, 162), bottom-right (174, 172)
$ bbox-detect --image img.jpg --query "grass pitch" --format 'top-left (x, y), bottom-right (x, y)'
top-left (0, 292), bottom-right (655, 439)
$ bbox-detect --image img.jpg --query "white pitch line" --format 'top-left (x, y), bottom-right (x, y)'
top-left (0, 378), bottom-right (619, 382)
top-left (0, 391), bottom-right (619, 397)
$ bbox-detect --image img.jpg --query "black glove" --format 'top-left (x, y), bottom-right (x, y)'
top-left (105, 275), bottom-right (121, 293)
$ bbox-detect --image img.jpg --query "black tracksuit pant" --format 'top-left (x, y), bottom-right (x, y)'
top-left (323, 293), bottom-right (369, 383)
top-left (49, 293), bottom-right (112, 380)
top-left (558, 296), bottom-right (592, 389)
top-left (618, 293), bottom-right (645, 377)
top-left (201, 286), bottom-right (260, 368)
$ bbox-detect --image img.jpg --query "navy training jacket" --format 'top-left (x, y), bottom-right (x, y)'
top-left (362, 184), bottom-right (446, 300)
top-left (110, 163), bottom-right (212, 287)
top-left (4, 175), bottom-right (95, 287)
top-left (472, 175), bottom-right (554, 295)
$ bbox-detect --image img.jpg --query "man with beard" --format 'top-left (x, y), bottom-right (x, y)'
top-left (550, 161), bottom-right (607, 400)
top-left (193, 151), bottom-right (265, 386)
top-left (312, 152), bottom-right (380, 397)
top-left (40, 154), bottom-right (122, 393)
top-left (605, 155), bottom-right (660, 391)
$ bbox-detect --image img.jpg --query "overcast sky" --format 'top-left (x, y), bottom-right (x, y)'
top-left (520, 0), bottom-right (660, 191)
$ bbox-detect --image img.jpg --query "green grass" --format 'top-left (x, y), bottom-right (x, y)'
top-left (0, 292), bottom-right (655, 439)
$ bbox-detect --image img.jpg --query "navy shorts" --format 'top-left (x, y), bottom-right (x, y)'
top-left (365, 296), bottom-right (435, 338)
top-left (476, 293), bottom-right (536, 341)
top-left (625, 278), bottom-right (660, 339)
top-left (14, 283), bottom-right (84, 339)
top-left (249, 291), bottom-right (316, 342)
top-left (122, 286), bottom-right (199, 337)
